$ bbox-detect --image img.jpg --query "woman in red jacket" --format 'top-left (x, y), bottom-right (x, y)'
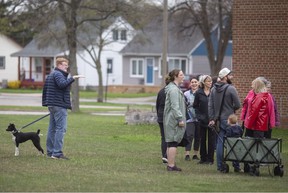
top-left (243, 78), bottom-right (275, 138)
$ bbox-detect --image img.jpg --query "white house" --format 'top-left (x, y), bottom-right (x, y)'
top-left (0, 34), bottom-right (22, 86)
top-left (11, 17), bottom-right (135, 89)
top-left (77, 17), bottom-right (135, 88)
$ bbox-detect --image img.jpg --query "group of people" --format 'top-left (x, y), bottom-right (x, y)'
top-left (156, 67), bottom-right (279, 172)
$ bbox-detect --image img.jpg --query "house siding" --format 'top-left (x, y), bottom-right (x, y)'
top-left (122, 56), bottom-right (163, 86)
top-left (233, 0), bottom-right (288, 127)
top-left (0, 34), bottom-right (22, 83)
top-left (191, 55), bottom-right (232, 75)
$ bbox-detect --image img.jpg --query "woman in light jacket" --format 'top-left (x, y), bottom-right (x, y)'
top-left (164, 69), bottom-right (186, 172)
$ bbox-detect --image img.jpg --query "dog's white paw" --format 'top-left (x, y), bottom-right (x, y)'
top-left (15, 147), bottom-right (19, 156)
top-left (37, 152), bottom-right (45, 156)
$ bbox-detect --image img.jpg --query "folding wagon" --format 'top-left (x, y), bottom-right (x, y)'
top-left (222, 137), bottom-right (284, 177)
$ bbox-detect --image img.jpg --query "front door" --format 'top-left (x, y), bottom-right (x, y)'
top-left (44, 58), bottom-right (53, 80)
top-left (145, 58), bottom-right (154, 85)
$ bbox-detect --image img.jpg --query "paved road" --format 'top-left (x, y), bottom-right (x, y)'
top-left (0, 93), bottom-right (156, 115)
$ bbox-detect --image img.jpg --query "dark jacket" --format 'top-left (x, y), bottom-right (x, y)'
top-left (42, 68), bottom-right (75, 109)
top-left (225, 125), bottom-right (243, 137)
top-left (156, 87), bottom-right (166, 123)
top-left (193, 88), bottom-right (209, 126)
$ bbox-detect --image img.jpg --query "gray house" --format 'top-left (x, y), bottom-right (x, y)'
top-left (120, 16), bottom-right (232, 87)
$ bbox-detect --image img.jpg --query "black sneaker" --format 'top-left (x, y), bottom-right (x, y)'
top-left (167, 165), bottom-right (182, 172)
top-left (198, 160), bottom-right (207, 164)
top-left (192, 155), bottom-right (200, 160)
top-left (206, 161), bottom-right (214, 165)
top-left (51, 155), bottom-right (69, 160)
top-left (234, 167), bottom-right (242, 172)
top-left (185, 155), bottom-right (191, 161)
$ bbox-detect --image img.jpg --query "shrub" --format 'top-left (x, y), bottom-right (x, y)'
top-left (7, 80), bottom-right (21, 89)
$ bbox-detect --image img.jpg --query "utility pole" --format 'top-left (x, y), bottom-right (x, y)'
top-left (162, 0), bottom-right (168, 86)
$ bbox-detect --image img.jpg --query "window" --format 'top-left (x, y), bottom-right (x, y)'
top-left (112, 29), bottom-right (118, 41)
top-left (120, 30), bottom-right (127, 40)
top-left (112, 29), bottom-right (127, 41)
top-left (107, 59), bottom-right (113, 74)
top-left (158, 58), bottom-right (187, 77)
top-left (0, 56), bottom-right (5, 69)
top-left (35, 57), bottom-right (42, 72)
top-left (168, 58), bottom-right (187, 74)
top-left (36, 66), bottom-right (42, 73)
top-left (130, 59), bottom-right (144, 77)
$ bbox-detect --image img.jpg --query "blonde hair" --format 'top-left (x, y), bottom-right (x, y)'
top-left (198, 75), bottom-right (211, 88)
top-left (56, 57), bottom-right (69, 66)
top-left (228, 114), bottom-right (238, 125)
top-left (252, 78), bottom-right (266, 94)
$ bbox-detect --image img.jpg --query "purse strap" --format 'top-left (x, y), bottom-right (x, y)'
top-left (217, 85), bottom-right (230, 120)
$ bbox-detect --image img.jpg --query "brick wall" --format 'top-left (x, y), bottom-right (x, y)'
top-left (233, 0), bottom-right (288, 128)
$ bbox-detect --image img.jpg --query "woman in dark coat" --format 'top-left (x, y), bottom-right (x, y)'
top-left (193, 75), bottom-right (215, 165)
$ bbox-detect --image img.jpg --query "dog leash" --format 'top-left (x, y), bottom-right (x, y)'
top-left (20, 113), bottom-right (50, 130)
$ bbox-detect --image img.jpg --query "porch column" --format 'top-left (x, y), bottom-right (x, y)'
top-left (29, 57), bottom-right (32, 80)
top-left (17, 57), bottom-right (20, 81)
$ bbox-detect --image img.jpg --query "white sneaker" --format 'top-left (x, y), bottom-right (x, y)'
top-left (162, 157), bottom-right (168, 163)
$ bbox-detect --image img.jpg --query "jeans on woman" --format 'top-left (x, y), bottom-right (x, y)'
top-left (46, 106), bottom-right (67, 157)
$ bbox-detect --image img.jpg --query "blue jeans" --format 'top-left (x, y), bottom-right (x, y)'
top-left (216, 119), bottom-right (240, 170)
top-left (46, 106), bottom-right (67, 157)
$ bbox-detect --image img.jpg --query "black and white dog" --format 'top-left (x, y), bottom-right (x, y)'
top-left (6, 123), bottom-right (44, 156)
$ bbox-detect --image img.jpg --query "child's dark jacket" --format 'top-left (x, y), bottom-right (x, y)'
top-left (225, 125), bottom-right (243, 138)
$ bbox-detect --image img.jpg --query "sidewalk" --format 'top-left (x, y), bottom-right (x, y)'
top-left (0, 93), bottom-right (156, 115)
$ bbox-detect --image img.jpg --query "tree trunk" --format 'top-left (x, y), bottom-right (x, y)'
top-left (59, 0), bottom-right (81, 112)
top-left (96, 59), bottom-right (104, 102)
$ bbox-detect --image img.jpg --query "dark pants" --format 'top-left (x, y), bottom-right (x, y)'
top-left (158, 122), bottom-right (167, 158)
top-left (245, 128), bottom-right (265, 138)
top-left (264, 129), bottom-right (272, 138)
top-left (185, 122), bottom-right (200, 151)
top-left (199, 122), bottom-right (215, 162)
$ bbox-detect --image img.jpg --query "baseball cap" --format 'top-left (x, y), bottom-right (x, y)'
top-left (218, 68), bottom-right (231, 79)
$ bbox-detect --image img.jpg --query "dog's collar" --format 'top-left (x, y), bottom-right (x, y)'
top-left (12, 130), bottom-right (19, 134)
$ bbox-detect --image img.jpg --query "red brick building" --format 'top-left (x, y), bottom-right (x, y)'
top-left (232, 0), bottom-right (288, 128)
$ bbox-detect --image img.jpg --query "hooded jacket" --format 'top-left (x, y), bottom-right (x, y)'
top-left (163, 82), bottom-right (186, 143)
top-left (208, 82), bottom-right (241, 121)
top-left (245, 92), bottom-right (275, 131)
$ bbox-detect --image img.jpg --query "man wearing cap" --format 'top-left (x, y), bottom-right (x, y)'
top-left (208, 67), bottom-right (241, 172)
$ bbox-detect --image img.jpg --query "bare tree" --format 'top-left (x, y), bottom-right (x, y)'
top-left (171, 0), bottom-right (232, 76)
top-left (6, 0), bottom-right (156, 108)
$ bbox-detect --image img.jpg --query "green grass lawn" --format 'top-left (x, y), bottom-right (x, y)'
top-left (0, 113), bottom-right (287, 192)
